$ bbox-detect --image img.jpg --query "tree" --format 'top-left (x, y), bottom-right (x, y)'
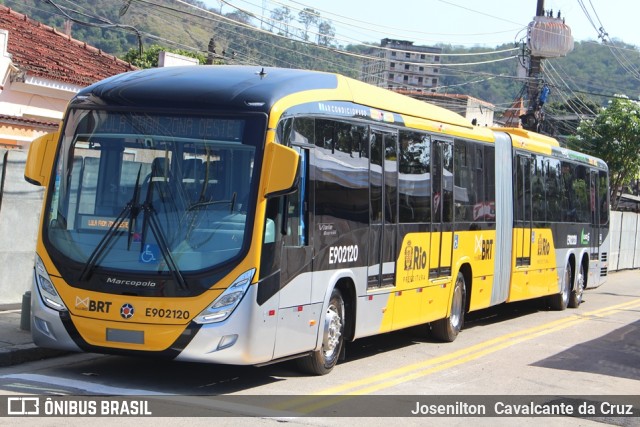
top-left (317, 20), bottom-right (336, 47)
top-left (226, 11), bottom-right (252, 25)
top-left (568, 95), bottom-right (640, 210)
top-left (122, 45), bottom-right (206, 68)
top-left (270, 6), bottom-right (293, 37)
top-left (298, 8), bottom-right (318, 42)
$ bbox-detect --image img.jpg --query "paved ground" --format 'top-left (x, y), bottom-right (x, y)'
top-left (0, 298), bottom-right (67, 367)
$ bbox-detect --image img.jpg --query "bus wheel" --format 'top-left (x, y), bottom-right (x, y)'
top-left (297, 288), bottom-right (344, 375)
top-left (550, 261), bottom-right (571, 310)
top-left (432, 272), bottom-right (466, 342)
top-left (568, 263), bottom-right (585, 308)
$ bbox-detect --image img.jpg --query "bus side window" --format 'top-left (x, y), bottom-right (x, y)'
top-left (399, 130), bottom-right (430, 223)
top-left (546, 159), bottom-right (562, 222)
top-left (560, 161), bottom-right (575, 221)
top-left (599, 170), bottom-right (609, 225)
top-left (264, 218), bottom-right (276, 243)
top-left (532, 155), bottom-right (545, 223)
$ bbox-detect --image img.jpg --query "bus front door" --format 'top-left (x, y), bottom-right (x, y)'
top-left (430, 139), bottom-right (454, 279)
top-left (514, 154), bottom-right (532, 269)
top-left (367, 128), bottom-right (398, 291)
top-left (588, 169), bottom-right (600, 283)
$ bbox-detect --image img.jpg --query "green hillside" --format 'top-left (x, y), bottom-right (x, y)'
top-left (3, 0), bottom-right (640, 113)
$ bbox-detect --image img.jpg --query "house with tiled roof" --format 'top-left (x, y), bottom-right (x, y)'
top-left (394, 89), bottom-right (496, 127)
top-left (0, 6), bottom-right (137, 148)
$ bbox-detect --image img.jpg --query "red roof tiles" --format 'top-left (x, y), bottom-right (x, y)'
top-left (0, 114), bottom-right (59, 129)
top-left (0, 6), bottom-right (137, 87)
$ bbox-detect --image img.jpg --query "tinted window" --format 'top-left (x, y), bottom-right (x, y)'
top-left (399, 131), bottom-right (430, 223)
top-left (315, 119), bottom-right (369, 225)
top-left (483, 146), bottom-right (496, 222)
top-left (599, 170), bottom-right (609, 225)
top-left (532, 155), bottom-right (546, 222)
top-left (454, 140), bottom-right (484, 222)
top-left (546, 159), bottom-right (562, 222)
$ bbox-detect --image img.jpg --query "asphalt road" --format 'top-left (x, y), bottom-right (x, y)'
top-left (0, 269), bottom-right (638, 426)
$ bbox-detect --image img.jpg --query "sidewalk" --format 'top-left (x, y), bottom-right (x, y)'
top-left (0, 302), bottom-right (67, 367)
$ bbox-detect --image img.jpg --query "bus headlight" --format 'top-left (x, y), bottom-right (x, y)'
top-left (194, 268), bottom-right (255, 324)
top-left (34, 255), bottom-right (67, 312)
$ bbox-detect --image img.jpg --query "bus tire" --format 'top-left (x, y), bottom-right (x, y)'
top-left (432, 272), bottom-right (466, 342)
top-left (550, 261), bottom-right (571, 310)
top-left (568, 262), bottom-right (585, 308)
top-left (297, 288), bottom-right (344, 375)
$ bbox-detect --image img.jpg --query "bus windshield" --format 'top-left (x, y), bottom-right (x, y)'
top-left (45, 109), bottom-right (264, 277)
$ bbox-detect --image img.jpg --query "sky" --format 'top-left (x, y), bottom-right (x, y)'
top-left (200, 0), bottom-right (640, 48)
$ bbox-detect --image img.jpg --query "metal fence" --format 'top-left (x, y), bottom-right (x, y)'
top-left (609, 210), bottom-right (640, 271)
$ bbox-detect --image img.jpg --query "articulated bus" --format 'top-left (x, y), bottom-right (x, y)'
top-left (24, 66), bottom-right (609, 375)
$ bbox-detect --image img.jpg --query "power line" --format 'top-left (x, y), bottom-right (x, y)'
top-left (248, 0), bottom-right (523, 47)
top-left (43, 0), bottom-right (144, 56)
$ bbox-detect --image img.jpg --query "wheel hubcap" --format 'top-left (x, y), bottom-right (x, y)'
top-left (323, 304), bottom-right (342, 358)
top-left (576, 269), bottom-right (585, 300)
top-left (563, 268), bottom-right (571, 304)
top-left (451, 278), bottom-right (463, 329)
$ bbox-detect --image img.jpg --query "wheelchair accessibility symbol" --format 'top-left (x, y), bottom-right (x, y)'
top-left (140, 244), bottom-right (160, 264)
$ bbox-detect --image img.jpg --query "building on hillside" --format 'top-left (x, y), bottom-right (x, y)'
top-left (497, 97), bottom-right (526, 128)
top-left (0, 6), bottom-right (137, 148)
top-left (360, 38), bottom-right (442, 92)
top-left (395, 89), bottom-right (496, 127)
top-left (360, 38), bottom-right (496, 126)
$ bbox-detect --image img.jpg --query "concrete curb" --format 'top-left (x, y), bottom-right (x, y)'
top-left (0, 302), bottom-right (69, 367)
top-left (0, 343), bottom-right (68, 367)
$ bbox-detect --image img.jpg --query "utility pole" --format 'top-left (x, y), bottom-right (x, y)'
top-left (520, 0), bottom-right (573, 133)
top-left (522, 0), bottom-right (545, 132)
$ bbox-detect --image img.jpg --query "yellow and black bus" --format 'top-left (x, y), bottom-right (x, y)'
top-left (25, 66), bottom-right (609, 375)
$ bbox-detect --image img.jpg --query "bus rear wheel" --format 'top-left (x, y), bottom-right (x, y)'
top-left (297, 288), bottom-right (344, 375)
top-left (568, 263), bottom-right (585, 308)
top-left (432, 272), bottom-right (466, 342)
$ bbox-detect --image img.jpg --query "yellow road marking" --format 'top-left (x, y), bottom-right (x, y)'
top-left (273, 298), bottom-right (640, 414)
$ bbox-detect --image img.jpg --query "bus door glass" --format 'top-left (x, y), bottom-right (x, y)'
top-left (589, 169), bottom-right (599, 260)
top-left (514, 153), bottom-right (532, 267)
top-left (281, 146), bottom-right (312, 285)
top-left (430, 139), bottom-right (454, 278)
top-left (367, 128), bottom-right (398, 289)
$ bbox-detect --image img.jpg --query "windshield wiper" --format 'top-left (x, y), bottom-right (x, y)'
top-left (139, 178), bottom-right (188, 291)
top-left (139, 204), bottom-right (187, 290)
top-left (126, 166), bottom-right (143, 250)
top-left (79, 168), bottom-right (187, 291)
top-left (80, 166), bottom-right (143, 282)
top-left (186, 192), bottom-right (237, 212)
top-left (79, 189), bottom-right (139, 283)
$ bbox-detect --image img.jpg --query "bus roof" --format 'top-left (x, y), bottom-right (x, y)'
top-left (493, 126), bottom-right (607, 169)
top-left (493, 127), bottom-right (560, 147)
top-left (76, 65), bottom-right (477, 131)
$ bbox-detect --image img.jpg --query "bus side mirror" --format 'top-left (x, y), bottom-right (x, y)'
top-left (24, 132), bottom-right (59, 187)
top-left (263, 143), bottom-right (299, 198)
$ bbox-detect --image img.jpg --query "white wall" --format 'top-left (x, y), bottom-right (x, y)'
top-left (609, 211), bottom-right (640, 271)
top-left (0, 149), bottom-right (43, 303)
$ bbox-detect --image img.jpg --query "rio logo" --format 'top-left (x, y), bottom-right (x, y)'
top-left (404, 241), bottom-right (428, 270)
top-left (538, 237), bottom-right (551, 256)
